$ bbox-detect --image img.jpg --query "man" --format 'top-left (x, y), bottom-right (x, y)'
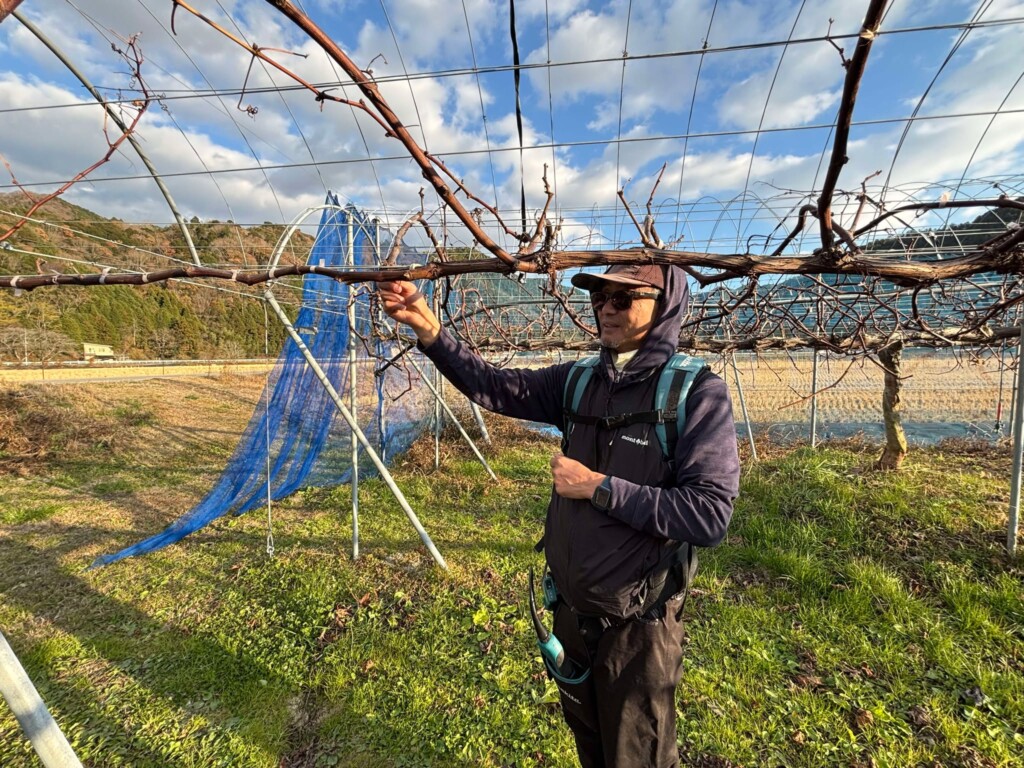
top-left (379, 264), bottom-right (739, 767)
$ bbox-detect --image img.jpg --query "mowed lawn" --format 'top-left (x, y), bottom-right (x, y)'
top-left (0, 377), bottom-right (1022, 767)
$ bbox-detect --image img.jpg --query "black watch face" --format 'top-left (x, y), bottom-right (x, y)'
top-left (593, 485), bottom-right (611, 509)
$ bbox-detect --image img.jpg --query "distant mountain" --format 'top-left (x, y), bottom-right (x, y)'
top-left (0, 193), bottom-right (312, 361)
top-left (761, 200), bottom-right (1024, 299)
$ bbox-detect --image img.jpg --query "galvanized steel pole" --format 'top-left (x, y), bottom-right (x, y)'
top-left (995, 342), bottom-right (1007, 438)
top-left (0, 629), bottom-right (83, 768)
top-left (408, 359), bottom-right (496, 480)
top-left (371, 220), bottom-right (387, 461)
top-left (731, 352), bottom-right (758, 462)
top-left (470, 402), bottom-right (491, 444)
top-left (433, 290), bottom-right (442, 469)
top-left (265, 289), bottom-right (447, 568)
top-left (1008, 327), bottom-right (1024, 556)
top-left (810, 350), bottom-right (820, 448)
top-left (346, 212), bottom-right (359, 559)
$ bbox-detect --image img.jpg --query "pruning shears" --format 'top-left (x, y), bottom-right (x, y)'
top-left (528, 566), bottom-right (565, 672)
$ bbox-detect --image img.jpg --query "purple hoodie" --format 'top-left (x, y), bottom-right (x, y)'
top-left (422, 266), bottom-right (740, 620)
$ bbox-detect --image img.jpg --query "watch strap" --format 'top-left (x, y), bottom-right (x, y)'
top-left (591, 475), bottom-right (613, 511)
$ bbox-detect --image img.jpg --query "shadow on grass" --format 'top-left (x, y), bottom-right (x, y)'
top-left (0, 508), bottom-right (541, 766)
top-left (0, 524), bottom-right (302, 766)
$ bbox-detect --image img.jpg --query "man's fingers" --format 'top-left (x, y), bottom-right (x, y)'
top-left (378, 292), bottom-right (405, 310)
top-left (379, 280), bottom-right (407, 295)
top-left (379, 281), bottom-right (424, 308)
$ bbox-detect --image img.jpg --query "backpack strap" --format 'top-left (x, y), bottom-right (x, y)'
top-left (563, 353), bottom-right (709, 463)
top-left (639, 355), bottom-right (709, 618)
top-left (639, 541), bottom-right (699, 616)
top-left (561, 356), bottom-right (600, 453)
top-left (654, 354), bottom-right (709, 467)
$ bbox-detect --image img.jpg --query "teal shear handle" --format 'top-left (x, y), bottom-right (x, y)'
top-left (529, 567), bottom-right (590, 684)
top-left (529, 567), bottom-right (565, 670)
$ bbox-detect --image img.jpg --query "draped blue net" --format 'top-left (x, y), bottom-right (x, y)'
top-left (92, 194), bottom-right (438, 566)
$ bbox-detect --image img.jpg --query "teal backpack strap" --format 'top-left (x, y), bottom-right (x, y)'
top-left (654, 354), bottom-right (708, 465)
top-left (561, 356), bottom-right (600, 453)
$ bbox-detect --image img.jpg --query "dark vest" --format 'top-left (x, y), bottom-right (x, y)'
top-left (545, 363), bottom-right (680, 621)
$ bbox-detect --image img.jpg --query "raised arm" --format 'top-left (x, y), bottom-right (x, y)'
top-left (378, 280), bottom-right (570, 426)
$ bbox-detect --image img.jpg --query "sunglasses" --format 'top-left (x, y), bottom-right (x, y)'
top-left (589, 289), bottom-right (662, 311)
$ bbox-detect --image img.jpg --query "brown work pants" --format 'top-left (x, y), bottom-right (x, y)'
top-left (551, 596), bottom-right (687, 768)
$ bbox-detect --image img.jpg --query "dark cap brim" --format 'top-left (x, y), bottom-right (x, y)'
top-left (570, 272), bottom-right (653, 292)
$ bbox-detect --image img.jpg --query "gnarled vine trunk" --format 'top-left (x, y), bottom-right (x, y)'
top-left (0, 1), bottom-right (26, 25)
top-left (876, 341), bottom-right (908, 471)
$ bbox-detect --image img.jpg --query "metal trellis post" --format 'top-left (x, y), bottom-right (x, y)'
top-left (1008, 325), bottom-right (1024, 556)
top-left (372, 219), bottom-right (387, 462)
top-left (433, 289), bottom-right (442, 469)
top-left (810, 350), bottom-right (821, 448)
top-left (470, 402), bottom-right (491, 444)
top-left (0, 629), bottom-right (83, 768)
top-left (1011, 344), bottom-right (1020, 446)
top-left (346, 213), bottom-right (359, 560)
top-left (408, 359), bottom-right (496, 480)
top-left (731, 352), bottom-right (758, 461)
top-left (265, 289), bottom-right (447, 569)
top-left (995, 342), bottom-right (1007, 439)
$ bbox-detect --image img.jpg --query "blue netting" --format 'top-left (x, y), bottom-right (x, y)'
top-left (93, 195), bottom-right (437, 566)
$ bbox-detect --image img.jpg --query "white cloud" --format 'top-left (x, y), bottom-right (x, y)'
top-left (712, 0), bottom-right (910, 131)
top-left (345, 0), bottom-right (501, 66)
top-left (1, 0), bottom-right (1022, 261)
top-left (514, 0), bottom-right (587, 22)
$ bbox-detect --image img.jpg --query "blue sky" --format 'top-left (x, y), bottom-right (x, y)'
top-left (1, 0), bottom-right (1022, 257)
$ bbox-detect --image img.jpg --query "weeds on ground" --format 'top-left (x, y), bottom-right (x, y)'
top-left (0, 384), bottom-right (1021, 766)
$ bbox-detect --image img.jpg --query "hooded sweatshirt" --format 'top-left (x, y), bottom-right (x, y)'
top-left (421, 266), bottom-right (740, 620)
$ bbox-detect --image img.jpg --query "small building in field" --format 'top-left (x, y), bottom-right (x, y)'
top-left (83, 343), bottom-right (115, 361)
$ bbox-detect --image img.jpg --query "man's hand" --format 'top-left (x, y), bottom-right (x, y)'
top-left (377, 280), bottom-right (441, 346)
top-left (551, 454), bottom-right (606, 500)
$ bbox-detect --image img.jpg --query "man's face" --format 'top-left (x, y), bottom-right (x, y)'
top-left (592, 283), bottom-right (660, 352)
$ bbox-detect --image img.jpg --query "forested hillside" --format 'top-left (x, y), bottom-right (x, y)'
top-left (0, 193), bottom-right (310, 361)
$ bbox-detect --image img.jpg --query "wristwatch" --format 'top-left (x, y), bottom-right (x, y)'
top-left (591, 475), bottom-right (613, 511)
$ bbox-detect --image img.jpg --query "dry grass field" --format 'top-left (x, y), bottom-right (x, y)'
top-left (713, 350), bottom-right (1009, 436)
top-left (0, 374), bottom-right (268, 566)
top-left (0, 348), bottom-right (1009, 461)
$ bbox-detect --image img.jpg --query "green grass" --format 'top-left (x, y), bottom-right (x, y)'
top-left (1, 423), bottom-right (1022, 766)
top-left (0, 501), bottom-right (66, 525)
top-left (112, 400), bottom-right (156, 428)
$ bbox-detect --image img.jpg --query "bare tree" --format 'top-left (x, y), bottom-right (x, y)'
top-left (148, 328), bottom-right (177, 360)
top-left (0, 34), bottom-right (152, 245)
top-left (0, 326), bottom-right (27, 362)
top-left (27, 329), bottom-right (77, 365)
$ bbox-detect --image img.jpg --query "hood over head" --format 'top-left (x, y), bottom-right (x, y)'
top-left (578, 264), bottom-right (689, 379)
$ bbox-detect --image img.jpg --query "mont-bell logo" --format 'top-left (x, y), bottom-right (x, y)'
top-left (558, 685), bottom-right (583, 705)
top-left (620, 434), bottom-right (649, 447)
